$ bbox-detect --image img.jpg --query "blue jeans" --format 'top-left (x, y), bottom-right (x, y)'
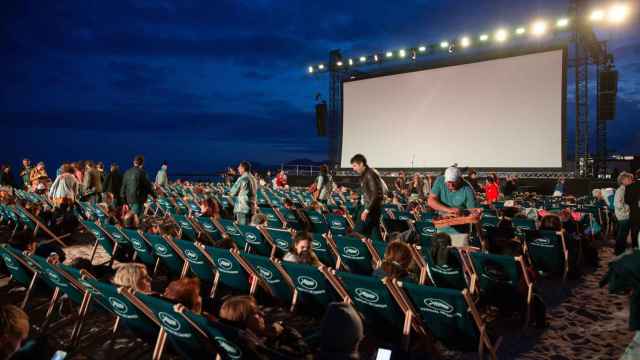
top-left (615, 219), bottom-right (630, 255)
top-left (235, 212), bottom-right (251, 225)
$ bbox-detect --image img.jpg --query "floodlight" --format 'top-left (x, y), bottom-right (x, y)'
top-left (495, 29), bottom-right (508, 42)
top-left (590, 9), bottom-right (605, 21)
top-left (308, 66), bottom-right (314, 73)
top-left (460, 36), bottom-right (471, 47)
top-left (531, 20), bottom-right (547, 35)
top-left (398, 49), bottom-right (406, 57)
top-left (418, 45), bottom-right (427, 52)
top-left (318, 64), bottom-right (325, 70)
top-left (373, 54), bottom-right (379, 62)
top-left (348, 58), bottom-right (353, 65)
top-left (557, 17), bottom-right (570, 27)
top-left (440, 41), bottom-right (449, 48)
top-left (359, 56), bottom-right (366, 63)
top-left (386, 51), bottom-right (393, 58)
top-left (608, 4), bottom-right (629, 23)
top-left (336, 61), bottom-right (343, 66)
top-left (479, 33), bottom-right (489, 41)
top-left (515, 27), bottom-right (526, 35)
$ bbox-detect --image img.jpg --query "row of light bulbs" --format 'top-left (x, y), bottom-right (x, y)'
top-left (308, 3), bottom-right (630, 74)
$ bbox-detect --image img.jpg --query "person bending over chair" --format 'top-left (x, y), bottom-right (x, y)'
top-left (283, 231), bottom-right (321, 266)
top-left (218, 295), bottom-right (312, 359)
top-left (372, 240), bottom-right (418, 283)
top-left (427, 166), bottom-right (478, 217)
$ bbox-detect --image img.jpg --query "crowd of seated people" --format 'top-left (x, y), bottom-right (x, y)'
top-left (0, 154), bottom-right (637, 360)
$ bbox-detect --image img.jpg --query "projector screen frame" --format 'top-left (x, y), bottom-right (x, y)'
top-left (338, 44), bottom-right (568, 172)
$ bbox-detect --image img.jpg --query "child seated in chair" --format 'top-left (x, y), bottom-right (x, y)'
top-left (372, 240), bottom-right (418, 283)
top-left (283, 232), bottom-right (321, 266)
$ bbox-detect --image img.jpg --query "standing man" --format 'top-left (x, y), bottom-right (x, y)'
top-left (19, 159), bottom-right (32, 190)
top-left (83, 161), bottom-right (103, 204)
top-left (624, 170), bottom-right (640, 252)
top-left (103, 163), bottom-right (123, 206)
top-left (155, 161), bottom-right (169, 187)
top-left (121, 155), bottom-right (154, 217)
top-left (350, 154), bottom-right (384, 241)
top-left (615, 172), bottom-right (634, 255)
top-left (229, 161), bottom-right (256, 225)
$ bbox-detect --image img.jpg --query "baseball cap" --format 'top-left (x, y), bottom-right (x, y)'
top-left (444, 166), bottom-right (462, 182)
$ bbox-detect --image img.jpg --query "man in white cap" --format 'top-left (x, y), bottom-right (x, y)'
top-left (428, 166), bottom-right (477, 216)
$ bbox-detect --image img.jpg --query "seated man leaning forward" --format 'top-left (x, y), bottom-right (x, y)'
top-left (428, 166), bottom-right (478, 217)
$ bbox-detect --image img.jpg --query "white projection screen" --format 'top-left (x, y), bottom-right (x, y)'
top-left (340, 48), bottom-right (566, 169)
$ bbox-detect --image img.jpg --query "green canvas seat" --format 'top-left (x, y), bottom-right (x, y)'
top-left (192, 216), bottom-right (222, 242)
top-left (200, 246), bottom-right (250, 294)
top-left (103, 224), bottom-right (132, 248)
top-left (524, 229), bottom-right (569, 280)
top-left (335, 271), bottom-right (406, 337)
top-left (239, 253), bottom-right (293, 303)
top-left (173, 239), bottom-right (215, 284)
top-left (512, 218), bottom-right (536, 238)
top-left (309, 233), bottom-right (335, 267)
top-left (261, 228), bottom-right (294, 258)
top-left (421, 247), bottom-right (468, 290)
top-left (82, 220), bottom-right (117, 260)
top-left (145, 234), bottom-right (187, 278)
top-left (173, 214), bottom-right (198, 242)
top-left (30, 255), bottom-right (85, 305)
top-left (216, 219), bottom-right (249, 251)
top-left (260, 208), bottom-right (285, 228)
top-left (278, 207), bottom-right (303, 230)
top-left (326, 213), bottom-right (349, 236)
top-left (400, 283), bottom-right (501, 359)
top-left (0, 244), bottom-right (44, 309)
top-left (236, 224), bottom-right (272, 256)
top-left (121, 229), bottom-right (157, 268)
top-left (303, 209), bottom-right (329, 234)
top-left (415, 221), bottom-right (437, 248)
top-left (280, 262), bottom-right (340, 311)
top-left (332, 235), bottom-right (374, 275)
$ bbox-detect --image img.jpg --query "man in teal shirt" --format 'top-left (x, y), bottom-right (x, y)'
top-left (229, 161), bottom-right (257, 225)
top-left (428, 166), bottom-right (477, 216)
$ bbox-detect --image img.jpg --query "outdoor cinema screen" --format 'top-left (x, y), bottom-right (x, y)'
top-left (340, 48), bottom-right (565, 169)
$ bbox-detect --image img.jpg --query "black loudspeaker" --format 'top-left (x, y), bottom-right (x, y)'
top-left (316, 102), bottom-right (327, 136)
top-left (598, 69), bottom-right (618, 121)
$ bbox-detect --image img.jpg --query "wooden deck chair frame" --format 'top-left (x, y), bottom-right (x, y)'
top-left (325, 233), bottom-right (378, 273)
top-left (462, 289), bottom-right (503, 360)
top-left (192, 242), bottom-right (223, 299)
top-left (320, 268), bottom-right (351, 303)
top-left (131, 231), bottom-right (162, 277)
top-left (258, 226), bottom-right (293, 259)
top-left (118, 288), bottom-right (168, 360)
top-left (466, 253), bottom-right (534, 329)
top-left (408, 245), bottom-right (429, 285)
top-left (457, 246), bottom-right (481, 295)
top-left (15, 204), bottom-right (69, 247)
top-left (159, 234), bottom-right (191, 279)
top-left (189, 216), bottom-right (218, 246)
top-left (2, 246), bottom-right (42, 310)
top-left (80, 220), bottom-right (118, 265)
top-left (385, 278), bottom-right (429, 351)
top-left (229, 249), bottom-right (274, 298)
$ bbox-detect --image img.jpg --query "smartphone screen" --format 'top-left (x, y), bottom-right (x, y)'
top-left (375, 348), bottom-right (392, 360)
top-left (51, 350), bottom-right (67, 360)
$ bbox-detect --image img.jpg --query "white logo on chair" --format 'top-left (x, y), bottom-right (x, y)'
top-left (354, 288), bottom-right (386, 308)
top-left (331, 220), bottom-right (345, 229)
top-left (342, 246), bottom-right (361, 259)
top-left (311, 240), bottom-right (323, 251)
top-left (184, 249), bottom-right (203, 264)
top-left (286, 214), bottom-right (296, 221)
top-left (215, 337), bottom-right (242, 359)
top-left (203, 222), bottom-right (215, 232)
top-left (421, 227), bottom-right (436, 235)
top-left (111, 231), bottom-right (123, 241)
top-left (179, 221), bottom-right (192, 230)
top-left (109, 297), bottom-right (136, 319)
top-left (532, 238), bottom-right (552, 248)
top-left (79, 280), bottom-right (102, 296)
top-left (217, 258), bottom-right (237, 274)
top-left (158, 312), bottom-right (189, 338)
top-left (422, 298), bottom-right (460, 317)
top-left (245, 232), bottom-right (260, 245)
top-left (276, 239), bottom-right (289, 250)
top-left (256, 265), bottom-right (273, 280)
top-left (225, 226), bottom-right (239, 236)
top-left (297, 276), bottom-right (319, 291)
top-left (310, 216), bottom-right (322, 224)
top-left (46, 270), bottom-right (67, 288)
top-left (91, 229), bottom-right (104, 239)
top-left (2, 255), bottom-right (18, 270)
top-left (154, 244), bottom-right (171, 257)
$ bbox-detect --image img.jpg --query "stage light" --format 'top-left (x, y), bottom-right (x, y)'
top-left (557, 17), bottom-right (570, 27)
top-left (479, 33), bottom-right (489, 41)
top-left (398, 49), bottom-right (406, 57)
top-left (460, 36), bottom-right (471, 47)
top-left (348, 58), bottom-right (353, 65)
top-left (318, 64), bottom-right (325, 70)
top-left (373, 54), bottom-right (379, 62)
top-left (418, 45), bottom-right (427, 52)
top-left (515, 27), bottom-right (526, 35)
top-left (590, 9), bottom-right (605, 21)
top-left (608, 4), bottom-right (629, 23)
top-left (308, 66), bottom-right (314, 73)
top-left (386, 51), bottom-right (393, 58)
top-left (440, 41), bottom-right (449, 48)
top-left (531, 20), bottom-right (547, 36)
top-left (336, 61), bottom-right (343, 66)
top-left (495, 28), bottom-right (508, 42)
top-left (359, 56), bottom-right (366, 63)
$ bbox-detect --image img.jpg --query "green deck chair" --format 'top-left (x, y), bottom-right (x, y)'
top-left (192, 216), bottom-right (222, 242)
top-left (421, 247), bottom-right (468, 290)
top-left (216, 219), bottom-right (249, 251)
top-left (173, 214), bottom-right (198, 242)
top-left (0, 244), bottom-right (45, 309)
top-left (278, 207), bottom-right (303, 230)
top-left (524, 229), bottom-right (569, 280)
top-left (304, 209), bottom-right (329, 234)
top-left (121, 229), bottom-right (158, 269)
top-left (81, 220), bottom-right (117, 262)
top-left (199, 245), bottom-right (250, 295)
top-left (326, 213), bottom-right (349, 236)
top-left (332, 235), bottom-right (375, 275)
top-left (400, 283), bottom-right (502, 359)
top-left (415, 220), bottom-right (437, 248)
top-left (145, 234), bottom-right (188, 278)
top-left (260, 207), bottom-right (285, 228)
top-left (173, 239), bottom-right (215, 284)
top-left (280, 262), bottom-right (341, 312)
top-left (261, 228), bottom-right (294, 258)
top-left (236, 223), bottom-right (272, 256)
top-left (238, 253), bottom-right (293, 303)
top-left (310, 232), bottom-right (335, 267)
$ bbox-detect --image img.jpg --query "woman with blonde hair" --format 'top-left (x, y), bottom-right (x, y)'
top-left (112, 263), bottom-right (153, 294)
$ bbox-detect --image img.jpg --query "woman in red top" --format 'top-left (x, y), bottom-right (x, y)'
top-left (484, 174), bottom-right (500, 204)
top-left (275, 170), bottom-right (288, 188)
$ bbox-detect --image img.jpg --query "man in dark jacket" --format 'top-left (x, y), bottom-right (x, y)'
top-left (120, 155), bottom-right (154, 217)
top-left (103, 163), bottom-right (123, 205)
top-left (350, 154), bottom-right (384, 241)
top-left (624, 170), bottom-right (640, 250)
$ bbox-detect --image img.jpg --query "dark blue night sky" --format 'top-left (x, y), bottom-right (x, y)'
top-left (2, 1), bottom-right (639, 174)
